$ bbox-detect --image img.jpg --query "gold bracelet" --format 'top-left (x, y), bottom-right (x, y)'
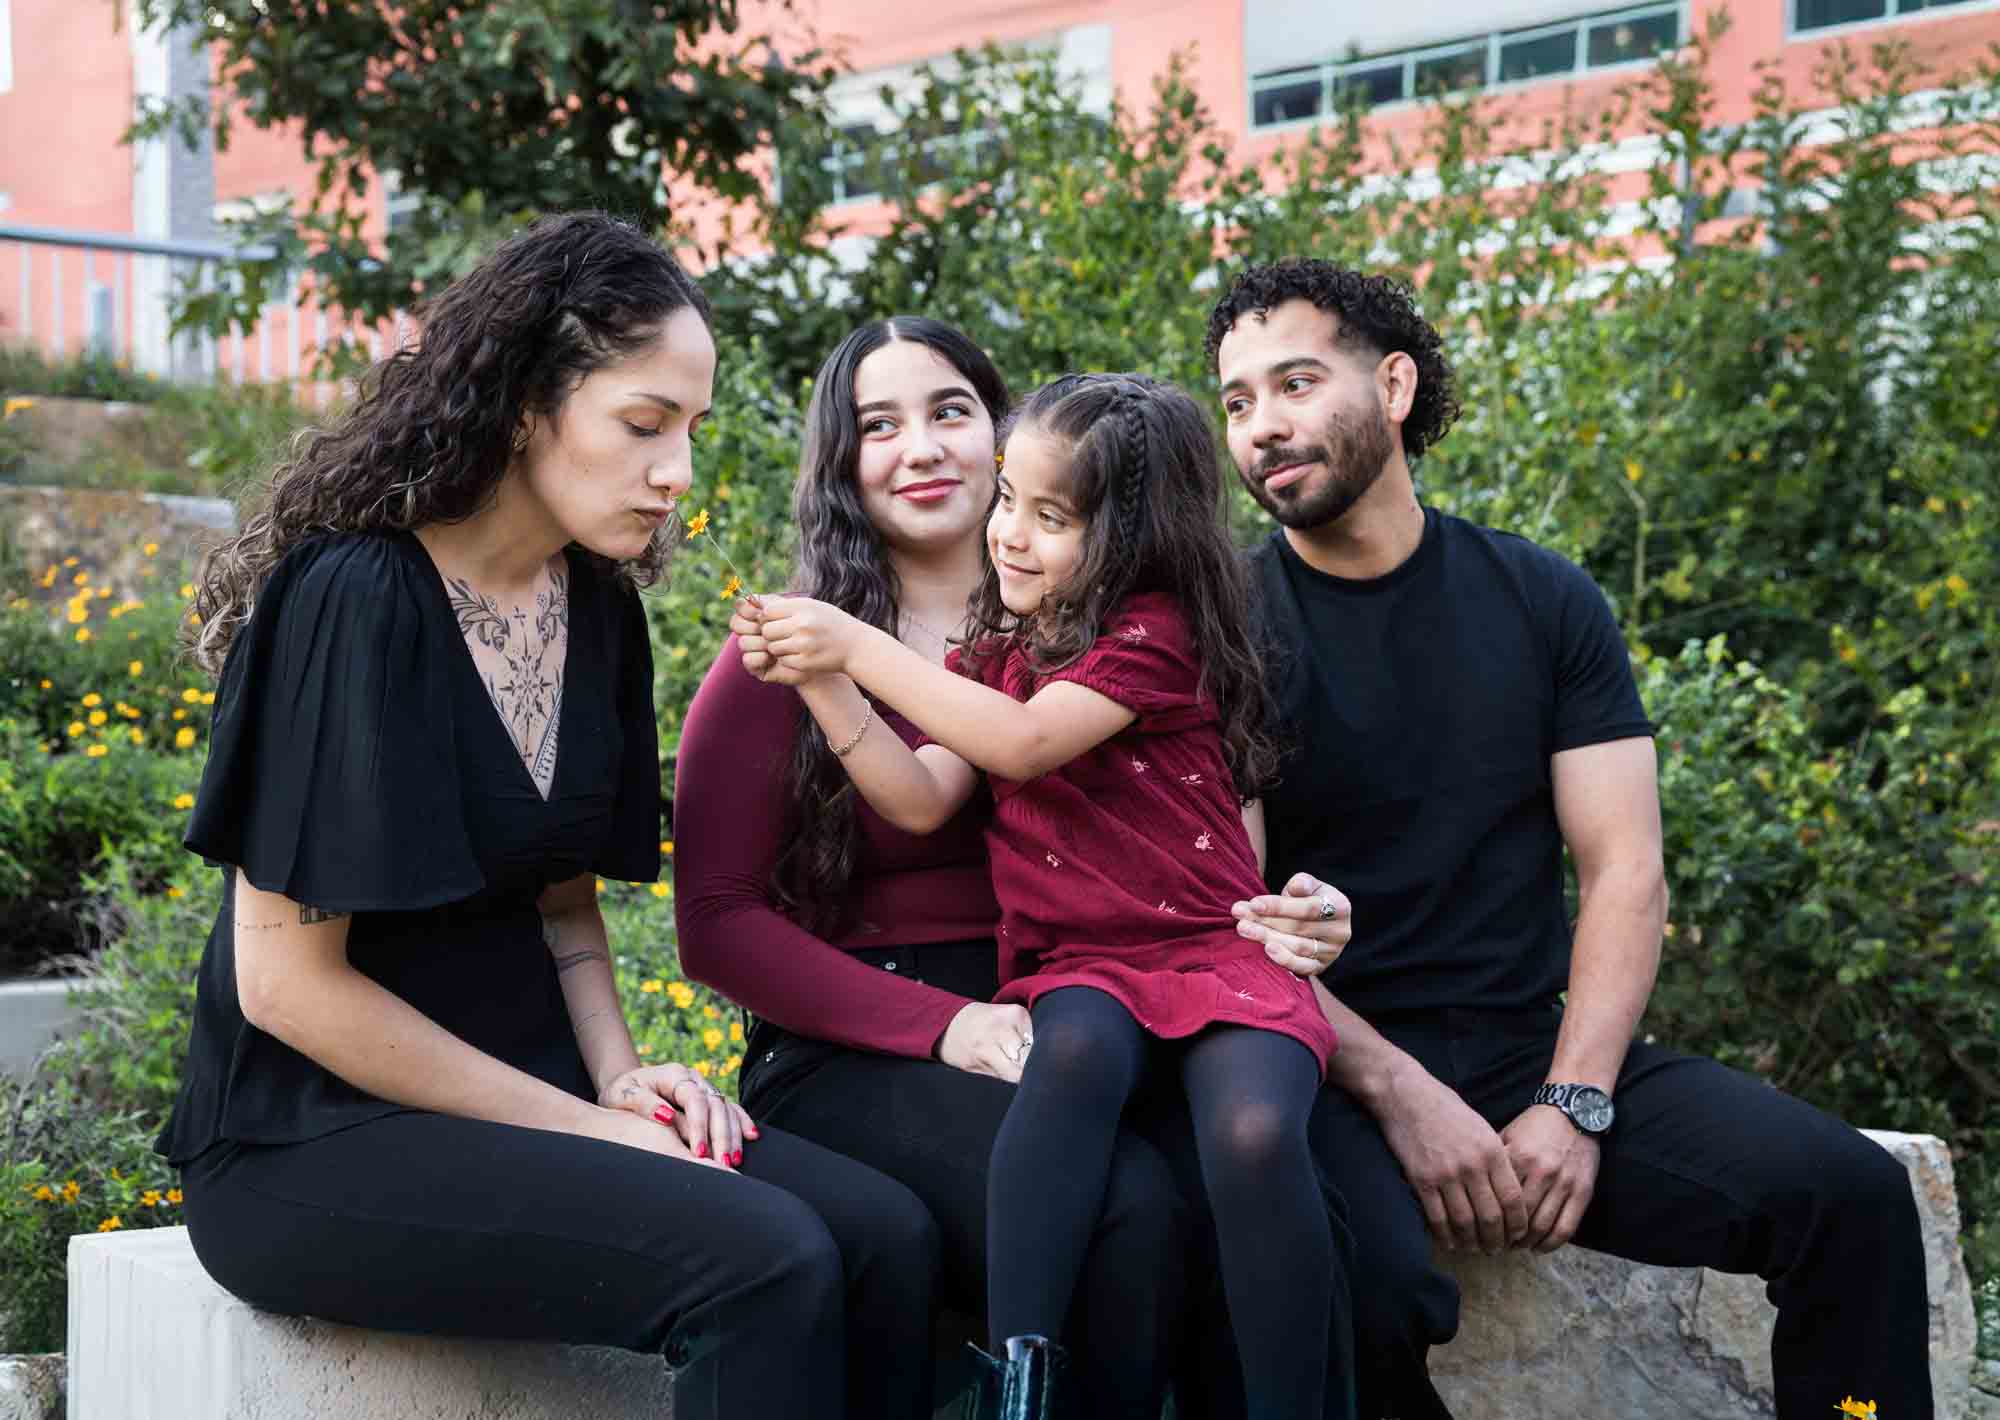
top-left (831, 699), bottom-right (874, 757)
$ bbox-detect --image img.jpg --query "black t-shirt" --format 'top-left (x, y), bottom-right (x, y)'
top-left (157, 532), bottom-right (660, 1165)
top-left (1250, 509), bottom-right (1653, 1022)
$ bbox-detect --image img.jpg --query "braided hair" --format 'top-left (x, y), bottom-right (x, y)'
top-left (961, 373), bottom-right (1281, 797)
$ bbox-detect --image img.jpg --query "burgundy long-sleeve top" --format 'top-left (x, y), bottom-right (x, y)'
top-left (674, 637), bottom-right (1001, 1058)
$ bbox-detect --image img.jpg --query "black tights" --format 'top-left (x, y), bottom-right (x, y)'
top-left (987, 987), bottom-right (1333, 1418)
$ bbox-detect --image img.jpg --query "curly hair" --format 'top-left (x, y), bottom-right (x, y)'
top-left (1204, 259), bottom-right (1461, 462)
top-left (961, 373), bottom-right (1281, 799)
top-left (188, 211), bottom-right (711, 675)
top-left (772, 318), bottom-right (1011, 936)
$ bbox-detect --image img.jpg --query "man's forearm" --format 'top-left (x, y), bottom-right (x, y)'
top-left (1313, 978), bottom-right (1425, 1113)
top-left (1546, 860), bottom-right (1667, 1092)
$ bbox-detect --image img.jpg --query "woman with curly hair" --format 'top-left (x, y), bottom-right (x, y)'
top-left (156, 212), bottom-right (939, 1420)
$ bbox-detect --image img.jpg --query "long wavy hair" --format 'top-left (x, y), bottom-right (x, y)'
top-left (961, 373), bottom-right (1281, 798)
top-left (189, 211), bottom-right (711, 675)
top-left (771, 318), bottom-right (1010, 935)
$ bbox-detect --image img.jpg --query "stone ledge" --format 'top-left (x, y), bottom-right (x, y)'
top-left (1431, 1130), bottom-right (1982, 1418)
top-left (0, 1354), bottom-right (63, 1420)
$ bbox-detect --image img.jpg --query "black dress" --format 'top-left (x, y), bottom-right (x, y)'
top-left (160, 532), bottom-right (939, 1420)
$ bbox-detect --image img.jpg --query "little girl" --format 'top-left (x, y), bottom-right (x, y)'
top-left (736, 373), bottom-right (1348, 1419)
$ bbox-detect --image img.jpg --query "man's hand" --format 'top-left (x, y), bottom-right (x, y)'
top-left (1499, 1104), bottom-right (1601, 1252)
top-left (1378, 1065), bottom-right (1529, 1253)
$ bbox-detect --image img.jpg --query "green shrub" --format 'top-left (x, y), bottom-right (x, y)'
top-left (0, 345), bottom-right (163, 405)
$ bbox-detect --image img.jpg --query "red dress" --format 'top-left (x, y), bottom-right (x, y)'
top-left (950, 592), bottom-right (1338, 1073)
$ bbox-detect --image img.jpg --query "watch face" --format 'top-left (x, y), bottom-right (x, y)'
top-left (1571, 1087), bottom-right (1615, 1134)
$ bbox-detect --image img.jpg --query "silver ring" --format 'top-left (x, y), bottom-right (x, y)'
top-left (1317, 896), bottom-right (1341, 921)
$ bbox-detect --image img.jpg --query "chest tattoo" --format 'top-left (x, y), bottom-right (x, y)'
top-left (446, 562), bottom-right (569, 798)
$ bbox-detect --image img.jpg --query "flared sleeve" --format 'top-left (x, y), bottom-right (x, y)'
top-left (185, 533), bottom-right (485, 912)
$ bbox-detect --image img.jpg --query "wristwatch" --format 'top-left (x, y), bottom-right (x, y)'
top-left (1531, 1082), bottom-right (1615, 1136)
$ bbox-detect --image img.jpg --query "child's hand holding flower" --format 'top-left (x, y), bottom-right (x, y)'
top-left (753, 596), bottom-right (867, 682)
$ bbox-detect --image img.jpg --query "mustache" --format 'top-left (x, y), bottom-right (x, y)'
top-left (1252, 446), bottom-right (1330, 481)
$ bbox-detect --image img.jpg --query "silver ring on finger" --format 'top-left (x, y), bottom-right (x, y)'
top-left (1317, 895), bottom-right (1341, 921)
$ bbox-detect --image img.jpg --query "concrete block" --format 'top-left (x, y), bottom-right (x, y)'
top-left (1431, 1129), bottom-right (1980, 1418)
top-left (0, 1355), bottom-right (64, 1420)
top-left (0, 980), bottom-right (82, 1079)
top-left (66, 1227), bottom-right (673, 1419)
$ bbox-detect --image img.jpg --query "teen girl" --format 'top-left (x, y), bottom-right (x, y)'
top-left (734, 373), bottom-right (1352, 1419)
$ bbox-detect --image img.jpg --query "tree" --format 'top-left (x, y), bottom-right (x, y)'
top-left (121, 0), bottom-right (836, 355)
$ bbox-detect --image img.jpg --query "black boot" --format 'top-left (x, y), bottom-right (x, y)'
top-left (961, 1334), bottom-right (1070, 1420)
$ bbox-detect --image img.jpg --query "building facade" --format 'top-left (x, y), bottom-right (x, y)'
top-left (1, 0), bottom-right (1995, 377)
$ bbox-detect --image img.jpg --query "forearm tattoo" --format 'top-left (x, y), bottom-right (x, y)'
top-left (445, 563), bottom-right (569, 798)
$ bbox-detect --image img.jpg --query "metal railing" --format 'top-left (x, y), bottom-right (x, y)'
top-left (0, 222), bottom-right (404, 397)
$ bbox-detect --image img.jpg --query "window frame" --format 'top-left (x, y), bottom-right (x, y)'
top-left (1786, 0), bottom-right (1998, 39)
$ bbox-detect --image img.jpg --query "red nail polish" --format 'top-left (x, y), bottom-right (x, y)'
top-left (654, 1105), bottom-right (675, 1124)
top-left (695, 1141), bottom-right (708, 1158)
top-left (731, 1150), bottom-right (743, 1166)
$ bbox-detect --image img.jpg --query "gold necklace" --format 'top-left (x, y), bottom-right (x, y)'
top-left (899, 609), bottom-right (958, 657)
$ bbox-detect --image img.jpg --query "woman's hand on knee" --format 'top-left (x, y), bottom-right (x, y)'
top-left (1230, 873), bottom-right (1352, 977)
top-left (600, 1064), bottom-right (758, 1169)
top-left (937, 1002), bottom-right (1034, 1084)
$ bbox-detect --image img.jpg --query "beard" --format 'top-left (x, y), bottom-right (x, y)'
top-left (1240, 400), bottom-right (1397, 530)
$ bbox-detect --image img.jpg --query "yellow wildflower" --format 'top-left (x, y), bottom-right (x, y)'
top-left (89, 709), bottom-right (108, 726)
top-left (97, 1216), bottom-right (124, 1233)
top-left (172, 793), bottom-right (195, 810)
top-left (166, 1189), bottom-right (182, 1205)
top-left (173, 708), bottom-right (186, 720)
top-left (67, 604), bottom-right (88, 624)
top-left (2, 396), bottom-right (36, 418)
top-left (1945, 573), bottom-right (1969, 599)
top-left (73, 571), bottom-right (89, 586)
top-left (703, 1027), bottom-right (724, 1050)
top-left (82, 692), bottom-right (103, 708)
top-left (723, 1053), bottom-right (742, 1075)
top-left (175, 727), bottom-right (197, 749)
top-left (66, 721), bottom-right (85, 738)
top-left (39, 679), bottom-right (51, 689)
top-left (637, 1042), bottom-right (653, 1056)
top-left (96, 587), bottom-right (111, 600)
top-left (85, 744), bottom-right (109, 759)
top-left (63, 556), bottom-right (78, 568)
top-left (166, 886), bottom-right (185, 900)
top-left (31, 1185), bottom-right (55, 1203)
top-left (702, 1004), bottom-right (719, 1019)
top-left (684, 508), bottom-right (711, 539)
top-left (182, 687), bottom-right (202, 703)
top-left (60, 1181), bottom-right (79, 1203)
top-left (720, 574), bottom-right (743, 600)
top-left (694, 1060), bottom-right (713, 1078)
top-left (640, 979), bottom-right (663, 994)
top-left (595, 878), bottom-right (607, 893)
top-left (129, 661), bottom-right (144, 677)
top-left (1834, 1401), bottom-right (1876, 1418)
top-left (76, 628), bottom-right (92, 643)
top-left (729, 1021), bottom-right (743, 1043)
top-left (649, 882), bottom-right (670, 898)
top-left (143, 542), bottom-right (159, 557)
top-left (129, 729), bottom-right (144, 746)
top-left (660, 840), bottom-right (674, 855)
top-left (141, 1190), bottom-right (162, 1207)
top-left (180, 582), bottom-right (194, 598)
top-left (201, 692), bottom-right (214, 705)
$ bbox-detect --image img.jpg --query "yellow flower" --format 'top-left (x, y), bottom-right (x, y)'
top-left (181, 687), bottom-right (202, 703)
top-left (141, 1190), bottom-right (162, 1207)
top-left (694, 1060), bottom-right (713, 1078)
top-left (702, 1004), bottom-right (719, 1019)
top-left (97, 1216), bottom-right (124, 1232)
top-left (81, 692), bottom-right (103, 708)
top-left (166, 1189), bottom-right (182, 1205)
top-left (63, 556), bottom-right (78, 568)
top-left (684, 508), bottom-right (711, 539)
top-left (128, 660), bottom-right (144, 677)
top-left (723, 1053), bottom-right (742, 1075)
top-left (118, 703), bottom-right (140, 719)
top-left (143, 542), bottom-right (159, 557)
top-left (1944, 573), bottom-right (1969, 598)
top-left (1835, 1400), bottom-right (1877, 1418)
top-left (60, 1181), bottom-right (80, 1203)
top-left (660, 840), bottom-right (674, 855)
top-left (1838, 645), bottom-right (1858, 664)
top-left (637, 1042), bottom-right (653, 1056)
top-left (1624, 460), bottom-right (1643, 483)
top-left (67, 604), bottom-right (88, 624)
top-left (201, 692), bottom-right (214, 705)
top-left (180, 582), bottom-right (194, 599)
top-left (715, 483), bottom-right (732, 502)
top-left (640, 979), bottom-right (663, 994)
top-left (67, 721), bottom-right (85, 738)
top-left (2, 396), bottom-right (36, 418)
top-left (39, 679), bottom-right (51, 690)
top-left (172, 793), bottom-right (195, 810)
top-left (728, 1021), bottom-right (743, 1043)
top-left (595, 878), bottom-right (607, 894)
top-left (31, 1185), bottom-right (55, 1202)
top-left (720, 574), bottom-right (743, 600)
top-left (85, 744), bottom-right (109, 758)
top-left (1926, 495), bottom-right (1947, 513)
top-left (173, 708), bottom-right (187, 720)
top-left (175, 727), bottom-right (197, 749)
top-left (89, 709), bottom-right (108, 726)
top-left (129, 729), bottom-right (144, 746)
top-left (96, 587), bottom-right (111, 600)
top-left (668, 983), bottom-right (697, 1009)
top-left (74, 572), bottom-right (90, 587)
top-left (703, 1027), bottom-right (724, 1050)
top-left (166, 886), bottom-right (185, 899)
top-left (649, 882), bottom-right (670, 898)
top-left (76, 628), bottom-right (92, 643)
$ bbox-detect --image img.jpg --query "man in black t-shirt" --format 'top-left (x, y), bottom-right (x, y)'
top-left (1205, 260), bottom-right (1934, 1419)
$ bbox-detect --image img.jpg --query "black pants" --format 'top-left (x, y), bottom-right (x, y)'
top-left (1179, 1006), bottom-right (1936, 1420)
top-left (183, 1111), bottom-right (940, 1420)
top-left (740, 941), bottom-right (1191, 1420)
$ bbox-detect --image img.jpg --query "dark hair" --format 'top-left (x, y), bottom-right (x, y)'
top-left (190, 211), bottom-right (711, 673)
top-left (961, 373), bottom-right (1280, 798)
top-left (772, 318), bottom-right (1011, 935)
top-left (1204, 259), bottom-right (1461, 462)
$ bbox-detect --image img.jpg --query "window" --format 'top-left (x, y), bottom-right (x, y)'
top-left (382, 171), bottom-right (423, 235)
top-left (1248, 3), bottom-right (1683, 130)
top-left (1793, 0), bottom-right (1979, 31)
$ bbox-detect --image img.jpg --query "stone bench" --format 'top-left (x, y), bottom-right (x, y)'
top-left (62, 1132), bottom-right (1994, 1420)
